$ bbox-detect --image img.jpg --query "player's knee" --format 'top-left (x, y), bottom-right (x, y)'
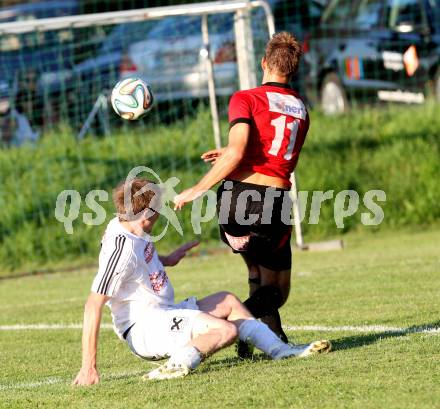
top-left (218, 291), bottom-right (241, 307)
top-left (226, 291), bottom-right (242, 306)
top-left (244, 285), bottom-right (283, 318)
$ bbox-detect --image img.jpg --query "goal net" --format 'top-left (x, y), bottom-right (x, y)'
top-left (0, 0), bottom-right (309, 273)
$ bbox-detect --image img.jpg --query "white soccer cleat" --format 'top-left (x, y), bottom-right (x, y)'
top-left (272, 340), bottom-right (332, 360)
top-left (143, 361), bottom-right (191, 381)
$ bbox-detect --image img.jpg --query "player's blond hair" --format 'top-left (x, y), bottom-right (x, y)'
top-left (113, 178), bottom-right (160, 221)
top-left (264, 32), bottom-right (303, 78)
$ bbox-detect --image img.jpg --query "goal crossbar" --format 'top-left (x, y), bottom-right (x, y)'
top-left (0, 0), bottom-right (274, 34)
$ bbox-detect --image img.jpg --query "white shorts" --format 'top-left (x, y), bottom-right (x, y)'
top-left (126, 297), bottom-right (201, 359)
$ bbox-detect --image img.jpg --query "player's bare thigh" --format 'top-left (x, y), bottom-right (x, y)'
top-left (188, 311), bottom-right (238, 355)
top-left (191, 311), bottom-right (231, 338)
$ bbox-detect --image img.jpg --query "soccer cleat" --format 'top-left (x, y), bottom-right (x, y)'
top-left (143, 361), bottom-right (191, 381)
top-left (272, 340), bottom-right (332, 360)
top-left (236, 339), bottom-right (255, 360)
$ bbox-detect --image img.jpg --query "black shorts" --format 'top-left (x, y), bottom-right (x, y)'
top-left (216, 180), bottom-right (293, 271)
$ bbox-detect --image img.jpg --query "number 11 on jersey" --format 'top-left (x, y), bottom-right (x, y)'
top-left (268, 115), bottom-right (299, 160)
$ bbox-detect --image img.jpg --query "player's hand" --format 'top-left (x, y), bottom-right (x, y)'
top-left (164, 241), bottom-right (200, 266)
top-left (201, 148), bottom-right (226, 166)
top-left (72, 366), bottom-right (100, 386)
top-left (173, 187), bottom-right (205, 210)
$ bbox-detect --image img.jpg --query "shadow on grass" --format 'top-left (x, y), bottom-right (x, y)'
top-left (197, 354), bottom-right (269, 374)
top-left (330, 321), bottom-right (440, 352)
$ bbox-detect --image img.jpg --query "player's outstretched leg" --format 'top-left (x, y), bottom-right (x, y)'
top-left (146, 318), bottom-right (331, 381)
top-left (196, 292), bottom-right (331, 360)
top-left (238, 318), bottom-right (332, 359)
top-left (145, 292), bottom-right (331, 380)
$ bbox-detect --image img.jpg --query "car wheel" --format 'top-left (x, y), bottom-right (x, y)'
top-left (320, 73), bottom-right (348, 115)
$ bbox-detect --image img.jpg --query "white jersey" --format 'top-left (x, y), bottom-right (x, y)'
top-left (91, 217), bottom-right (175, 339)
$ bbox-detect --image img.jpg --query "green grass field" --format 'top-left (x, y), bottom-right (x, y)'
top-left (1, 228), bottom-right (439, 409)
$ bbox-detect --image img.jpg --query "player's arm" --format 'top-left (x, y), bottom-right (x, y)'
top-left (73, 292), bottom-right (109, 386)
top-left (173, 123), bottom-right (249, 210)
top-left (159, 240), bottom-right (200, 266)
top-left (196, 123), bottom-right (249, 190)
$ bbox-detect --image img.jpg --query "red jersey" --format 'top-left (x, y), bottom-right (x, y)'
top-left (228, 82), bottom-right (310, 186)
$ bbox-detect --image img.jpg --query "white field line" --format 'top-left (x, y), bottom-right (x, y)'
top-left (0, 377), bottom-right (62, 391)
top-left (284, 325), bottom-right (440, 335)
top-left (0, 370), bottom-right (145, 392)
top-left (0, 297), bottom-right (83, 311)
top-left (0, 323), bottom-right (113, 330)
top-left (1, 323), bottom-right (439, 334)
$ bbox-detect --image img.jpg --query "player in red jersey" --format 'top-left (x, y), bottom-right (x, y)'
top-left (174, 32), bottom-right (309, 355)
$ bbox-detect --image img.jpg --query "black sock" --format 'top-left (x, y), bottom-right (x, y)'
top-left (243, 285), bottom-right (283, 318)
top-left (262, 310), bottom-right (288, 343)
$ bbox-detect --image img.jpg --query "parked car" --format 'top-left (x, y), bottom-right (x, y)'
top-left (304, 0), bottom-right (440, 114)
top-left (37, 0), bottom-right (324, 127)
top-left (0, 1), bottom-right (84, 125)
top-left (120, 0), bottom-right (324, 103)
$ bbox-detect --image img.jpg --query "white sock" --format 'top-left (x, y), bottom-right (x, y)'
top-left (168, 346), bottom-right (202, 370)
top-left (238, 319), bottom-right (287, 358)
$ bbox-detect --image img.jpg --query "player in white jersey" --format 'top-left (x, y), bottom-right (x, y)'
top-left (73, 178), bottom-right (331, 384)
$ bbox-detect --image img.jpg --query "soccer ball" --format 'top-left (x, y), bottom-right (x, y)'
top-left (111, 78), bottom-right (153, 120)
